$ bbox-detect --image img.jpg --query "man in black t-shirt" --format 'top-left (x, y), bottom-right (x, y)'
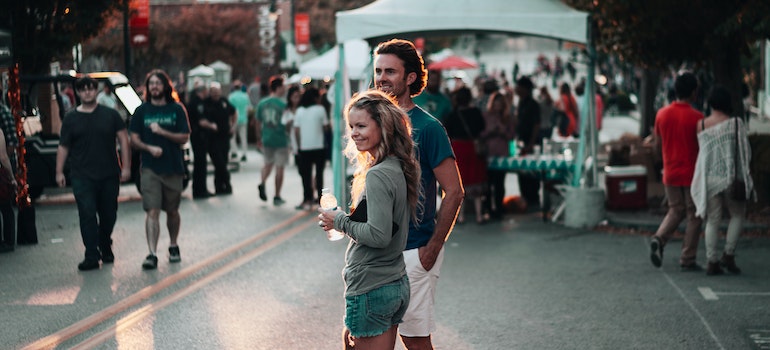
top-left (56, 76), bottom-right (132, 271)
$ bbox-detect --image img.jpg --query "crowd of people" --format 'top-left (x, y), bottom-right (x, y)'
top-left (0, 38), bottom-right (756, 350)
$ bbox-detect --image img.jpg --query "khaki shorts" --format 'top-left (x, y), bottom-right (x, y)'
top-left (398, 247), bottom-right (445, 337)
top-left (141, 168), bottom-right (183, 212)
top-left (263, 146), bottom-right (289, 167)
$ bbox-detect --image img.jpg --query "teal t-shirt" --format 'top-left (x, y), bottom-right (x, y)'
top-left (129, 102), bottom-right (190, 175)
top-left (413, 91), bottom-right (452, 123)
top-left (406, 106), bottom-right (455, 250)
top-left (228, 90), bottom-right (251, 125)
top-left (256, 96), bottom-right (289, 148)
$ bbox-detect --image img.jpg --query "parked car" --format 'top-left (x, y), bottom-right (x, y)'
top-left (20, 72), bottom-right (190, 198)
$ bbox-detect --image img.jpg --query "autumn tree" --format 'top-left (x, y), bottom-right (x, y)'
top-left (86, 4), bottom-right (263, 85)
top-left (564, 0), bottom-right (770, 135)
top-left (0, 0), bottom-right (126, 75)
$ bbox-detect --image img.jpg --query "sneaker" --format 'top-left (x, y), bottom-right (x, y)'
top-left (169, 246), bottom-right (181, 263)
top-left (78, 259), bottom-right (100, 271)
top-left (258, 184), bottom-right (267, 201)
top-left (142, 254), bottom-right (158, 270)
top-left (100, 246), bottom-right (115, 263)
top-left (273, 196), bottom-right (286, 206)
top-left (680, 262), bottom-right (703, 272)
top-left (649, 237), bottom-right (663, 268)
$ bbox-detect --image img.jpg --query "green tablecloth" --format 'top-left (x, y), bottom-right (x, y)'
top-left (487, 156), bottom-right (573, 180)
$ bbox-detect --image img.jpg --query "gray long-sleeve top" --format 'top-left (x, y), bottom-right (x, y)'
top-left (334, 156), bottom-right (409, 297)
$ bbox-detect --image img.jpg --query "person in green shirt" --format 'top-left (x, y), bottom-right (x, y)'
top-left (255, 75), bottom-right (289, 206)
top-left (228, 81), bottom-right (252, 161)
top-left (413, 69), bottom-right (452, 123)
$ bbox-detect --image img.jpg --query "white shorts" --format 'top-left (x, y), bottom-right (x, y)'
top-left (398, 246), bottom-right (445, 337)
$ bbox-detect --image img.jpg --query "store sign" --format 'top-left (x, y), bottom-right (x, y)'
top-left (294, 13), bottom-right (310, 54)
top-left (258, 4), bottom-right (278, 69)
top-left (129, 0), bottom-right (150, 47)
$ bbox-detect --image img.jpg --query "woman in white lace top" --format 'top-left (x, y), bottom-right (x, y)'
top-left (691, 86), bottom-right (753, 276)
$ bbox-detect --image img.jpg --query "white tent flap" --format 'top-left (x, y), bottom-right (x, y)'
top-left (336, 0), bottom-right (587, 44)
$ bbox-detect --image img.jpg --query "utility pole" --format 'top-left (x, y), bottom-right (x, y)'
top-left (123, 0), bottom-right (131, 82)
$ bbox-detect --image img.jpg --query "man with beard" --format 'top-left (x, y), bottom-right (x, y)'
top-left (372, 39), bottom-right (464, 350)
top-left (204, 81), bottom-right (236, 194)
top-left (129, 69), bottom-right (190, 270)
top-left (55, 76), bottom-right (131, 270)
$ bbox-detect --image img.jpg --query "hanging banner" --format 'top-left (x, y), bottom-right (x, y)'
top-left (294, 13), bottom-right (310, 54)
top-left (129, 0), bottom-right (150, 47)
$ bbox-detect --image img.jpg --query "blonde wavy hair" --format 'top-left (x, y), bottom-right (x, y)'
top-left (343, 90), bottom-right (422, 224)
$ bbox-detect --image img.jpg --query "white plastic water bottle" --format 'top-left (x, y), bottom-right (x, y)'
top-left (320, 188), bottom-right (345, 241)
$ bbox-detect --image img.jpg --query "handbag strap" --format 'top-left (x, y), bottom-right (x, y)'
top-left (455, 110), bottom-right (475, 139)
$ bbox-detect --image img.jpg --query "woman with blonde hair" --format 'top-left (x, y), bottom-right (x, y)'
top-left (318, 89), bottom-right (421, 350)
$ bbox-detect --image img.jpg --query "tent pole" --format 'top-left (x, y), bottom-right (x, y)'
top-left (333, 43), bottom-right (348, 204)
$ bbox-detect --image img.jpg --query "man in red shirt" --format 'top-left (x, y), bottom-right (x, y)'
top-left (650, 72), bottom-right (704, 271)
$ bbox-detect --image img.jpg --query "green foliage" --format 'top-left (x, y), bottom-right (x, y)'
top-left (0, 0), bottom-right (127, 74)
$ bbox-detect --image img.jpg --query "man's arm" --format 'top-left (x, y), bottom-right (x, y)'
top-left (149, 122), bottom-right (189, 144)
top-left (130, 132), bottom-right (163, 158)
top-left (55, 145), bottom-right (69, 187)
top-left (419, 157), bottom-right (464, 271)
top-left (117, 129), bottom-right (131, 182)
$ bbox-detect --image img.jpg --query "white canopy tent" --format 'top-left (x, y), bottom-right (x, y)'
top-left (336, 0), bottom-right (587, 44)
top-left (331, 0), bottom-right (598, 210)
top-left (296, 39), bottom-right (371, 81)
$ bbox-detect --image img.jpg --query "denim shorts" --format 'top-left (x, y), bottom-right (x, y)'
top-left (344, 275), bottom-right (410, 338)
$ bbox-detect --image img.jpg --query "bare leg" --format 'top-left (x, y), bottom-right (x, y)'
top-left (474, 196), bottom-right (484, 223)
top-left (353, 325), bottom-right (398, 350)
top-left (166, 209), bottom-right (181, 246)
top-left (275, 166), bottom-right (285, 197)
top-left (401, 335), bottom-right (433, 350)
top-left (261, 163), bottom-right (274, 185)
top-left (145, 209), bottom-right (161, 255)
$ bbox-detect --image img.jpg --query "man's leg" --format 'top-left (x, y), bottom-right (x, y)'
top-left (191, 132), bottom-right (210, 196)
top-left (95, 177), bottom-right (120, 261)
top-left (71, 177), bottom-right (100, 264)
top-left (275, 166), bottom-right (285, 199)
top-left (238, 123), bottom-right (248, 159)
top-left (145, 209), bottom-right (161, 255)
top-left (680, 187), bottom-right (702, 266)
top-left (653, 185), bottom-right (686, 245)
top-left (167, 209), bottom-right (181, 246)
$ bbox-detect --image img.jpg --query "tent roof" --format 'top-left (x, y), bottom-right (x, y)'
top-left (298, 40), bottom-right (371, 80)
top-left (188, 64), bottom-right (214, 77)
top-left (336, 0), bottom-right (588, 44)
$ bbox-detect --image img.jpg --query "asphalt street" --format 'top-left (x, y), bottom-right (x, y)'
top-left (1, 149), bottom-right (769, 350)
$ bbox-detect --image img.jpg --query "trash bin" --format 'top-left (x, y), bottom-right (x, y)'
top-left (605, 165), bottom-right (647, 210)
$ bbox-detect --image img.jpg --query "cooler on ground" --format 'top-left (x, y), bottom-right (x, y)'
top-left (604, 165), bottom-right (647, 210)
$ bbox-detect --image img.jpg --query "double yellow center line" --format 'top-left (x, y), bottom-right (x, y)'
top-left (23, 211), bottom-right (316, 350)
